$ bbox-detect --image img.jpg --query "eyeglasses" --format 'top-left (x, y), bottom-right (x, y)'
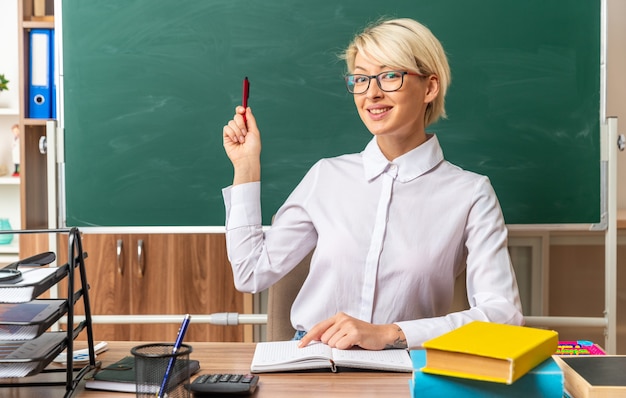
top-left (344, 70), bottom-right (425, 94)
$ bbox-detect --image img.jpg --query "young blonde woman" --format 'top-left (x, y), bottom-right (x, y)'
top-left (222, 18), bottom-right (523, 350)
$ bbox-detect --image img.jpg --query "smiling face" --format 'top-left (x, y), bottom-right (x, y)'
top-left (352, 52), bottom-right (439, 158)
top-left (342, 19), bottom-right (451, 159)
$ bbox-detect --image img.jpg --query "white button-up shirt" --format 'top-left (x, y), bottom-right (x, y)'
top-left (223, 135), bottom-right (523, 348)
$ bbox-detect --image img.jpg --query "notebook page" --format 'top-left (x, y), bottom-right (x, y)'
top-left (252, 341), bottom-right (332, 366)
top-left (331, 347), bottom-right (413, 372)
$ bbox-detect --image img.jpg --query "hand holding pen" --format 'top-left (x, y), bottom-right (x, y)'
top-left (224, 76), bottom-right (254, 145)
top-left (222, 77), bottom-right (261, 185)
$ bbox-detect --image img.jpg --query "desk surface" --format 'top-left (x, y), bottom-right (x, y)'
top-left (3, 342), bottom-right (412, 397)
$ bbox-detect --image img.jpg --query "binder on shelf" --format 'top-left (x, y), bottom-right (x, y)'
top-left (28, 29), bottom-right (52, 119)
top-left (33, 0), bottom-right (46, 18)
top-left (50, 29), bottom-right (56, 119)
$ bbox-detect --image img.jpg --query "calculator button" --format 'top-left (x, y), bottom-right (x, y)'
top-left (187, 373), bottom-right (258, 395)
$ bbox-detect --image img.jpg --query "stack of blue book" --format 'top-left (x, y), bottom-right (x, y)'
top-left (410, 350), bottom-right (564, 397)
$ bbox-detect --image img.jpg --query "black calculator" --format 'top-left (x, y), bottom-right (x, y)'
top-left (186, 373), bottom-right (259, 396)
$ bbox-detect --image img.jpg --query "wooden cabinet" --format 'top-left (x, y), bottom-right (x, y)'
top-left (58, 233), bottom-right (248, 342)
top-left (17, 0), bottom-right (52, 257)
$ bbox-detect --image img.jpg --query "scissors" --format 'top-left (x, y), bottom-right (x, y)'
top-left (0, 252), bottom-right (56, 284)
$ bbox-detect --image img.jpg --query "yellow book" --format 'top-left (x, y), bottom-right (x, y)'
top-left (421, 321), bottom-right (558, 384)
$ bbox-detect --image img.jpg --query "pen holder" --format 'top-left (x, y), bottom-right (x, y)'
top-left (131, 343), bottom-right (193, 398)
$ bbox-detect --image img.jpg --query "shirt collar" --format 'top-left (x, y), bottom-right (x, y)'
top-left (362, 134), bottom-right (444, 183)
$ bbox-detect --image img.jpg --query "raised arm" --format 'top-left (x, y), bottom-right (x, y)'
top-left (223, 106), bottom-right (261, 185)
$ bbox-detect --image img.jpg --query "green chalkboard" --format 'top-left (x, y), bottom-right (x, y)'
top-left (61, 0), bottom-right (601, 227)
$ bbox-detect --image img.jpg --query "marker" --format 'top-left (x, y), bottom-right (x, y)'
top-left (242, 77), bottom-right (250, 126)
top-left (156, 314), bottom-right (191, 397)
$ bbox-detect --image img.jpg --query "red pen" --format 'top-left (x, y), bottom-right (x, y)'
top-left (242, 77), bottom-right (250, 126)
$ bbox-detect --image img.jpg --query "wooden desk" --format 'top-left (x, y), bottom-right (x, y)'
top-left (3, 342), bottom-right (412, 397)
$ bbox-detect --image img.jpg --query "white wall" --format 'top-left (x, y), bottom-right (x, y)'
top-left (0, 0), bottom-right (19, 110)
top-left (0, 0), bottom-right (21, 234)
top-left (0, 0), bottom-right (20, 176)
top-left (607, 0), bottom-right (626, 209)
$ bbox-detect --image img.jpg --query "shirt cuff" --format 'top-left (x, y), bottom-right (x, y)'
top-left (394, 321), bottom-right (421, 349)
top-left (394, 319), bottom-right (444, 349)
top-left (222, 182), bottom-right (262, 229)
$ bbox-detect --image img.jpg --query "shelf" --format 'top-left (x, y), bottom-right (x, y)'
top-left (0, 240), bottom-right (19, 255)
top-left (0, 109), bottom-right (19, 116)
top-left (23, 118), bottom-right (53, 126)
top-left (22, 20), bottom-right (54, 29)
top-left (0, 177), bottom-right (20, 185)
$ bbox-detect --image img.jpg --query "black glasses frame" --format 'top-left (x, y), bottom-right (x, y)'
top-left (344, 70), bottom-right (426, 94)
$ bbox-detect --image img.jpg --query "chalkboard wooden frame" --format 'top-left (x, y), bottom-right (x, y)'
top-left (60, 0), bottom-right (602, 227)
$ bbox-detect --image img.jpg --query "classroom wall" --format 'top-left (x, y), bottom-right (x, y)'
top-left (0, 0), bottom-right (18, 110)
top-left (607, 0), bottom-right (626, 208)
top-left (537, 1), bottom-right (626, 354)
top-left (0, 0), bottom-right (20, 176)
top-left (1, 0), bottom-right (624, 350)
top-left (0, 0), bottom-right (20, 237)
top-left (0, 119), bottom-right (19, 178)
top-left (548, 239), bottom-right (626, 350)
top-left (549, 0), bottom-right (626, 351)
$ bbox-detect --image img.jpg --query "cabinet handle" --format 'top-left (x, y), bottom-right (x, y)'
top-left (137, 239), bottom-right (145, 277)
top-left (116, 239), bottom-right (124, 275)
top-left (38, 136), bottom-right (47, 154)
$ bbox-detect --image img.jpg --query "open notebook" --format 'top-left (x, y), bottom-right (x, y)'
top-left (251, 340), bottom-right (412, 373)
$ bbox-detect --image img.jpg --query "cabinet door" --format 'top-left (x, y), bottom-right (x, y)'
top-left (58, 233), bottom-right (132, 341)
top-left (59, 233), bottom-right (246, 342)
top-left (126, 233), bottom-right (173, 340)
top-left (127, 234), bottom-right (246, 342)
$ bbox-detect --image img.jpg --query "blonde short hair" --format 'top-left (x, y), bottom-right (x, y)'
top-left (343, 18), bottom-right (451, 127)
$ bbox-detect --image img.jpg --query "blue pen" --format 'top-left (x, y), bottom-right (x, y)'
top-left (157, 314), bottom-right (191, 398)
